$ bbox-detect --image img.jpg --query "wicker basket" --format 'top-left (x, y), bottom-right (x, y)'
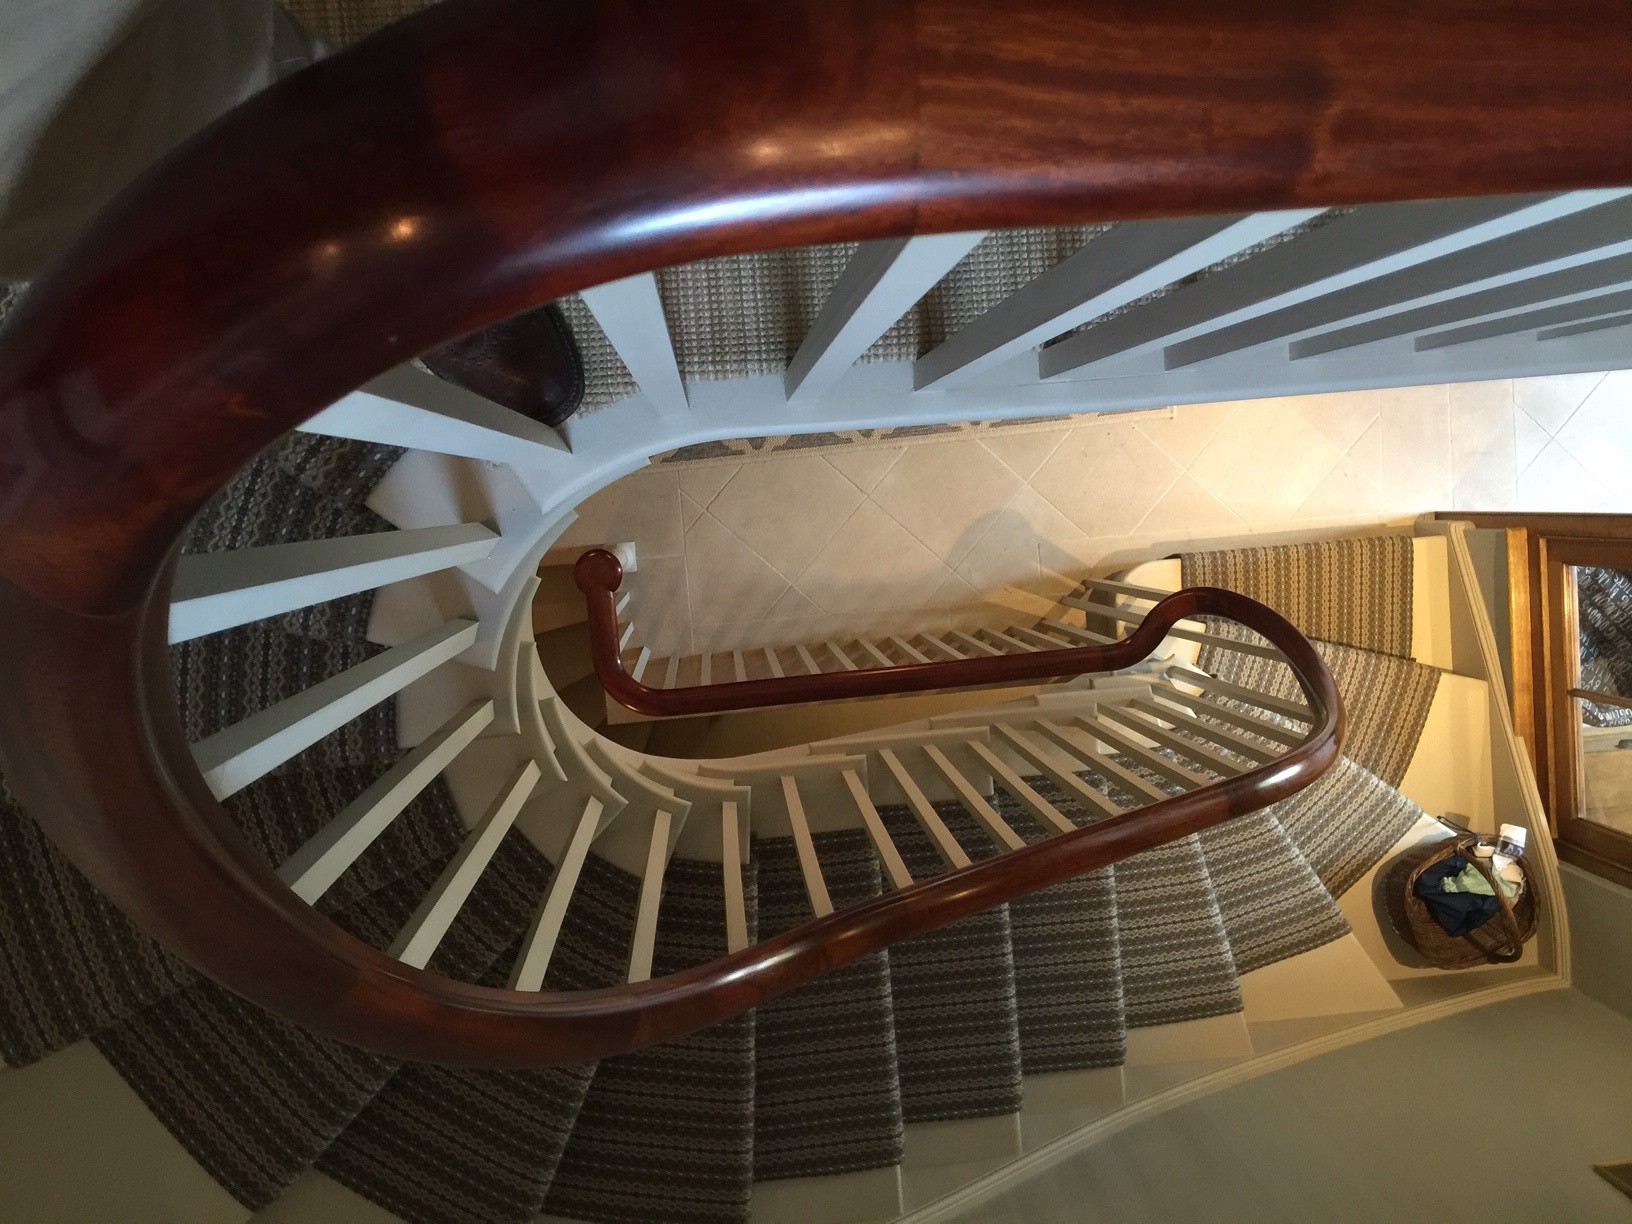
top-left (1384, 834), bottom-right (1537, 969)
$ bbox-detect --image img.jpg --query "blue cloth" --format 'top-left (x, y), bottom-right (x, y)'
top-left (1414, 855), bottom-right (1500, 937)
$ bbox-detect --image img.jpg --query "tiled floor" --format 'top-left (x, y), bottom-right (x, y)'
top-left (557, 371), bottom-right (1630, 659)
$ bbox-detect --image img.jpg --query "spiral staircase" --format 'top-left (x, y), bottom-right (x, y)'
top-left (0, 0), bottom-right (1617, 1220)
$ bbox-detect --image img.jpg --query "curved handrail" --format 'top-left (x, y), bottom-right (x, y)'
top-left (579, 547), bottom-right (1234, 717)
top-left (0, 0), bottom-right (1621, 1064)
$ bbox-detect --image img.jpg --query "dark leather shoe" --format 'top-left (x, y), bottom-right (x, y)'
top-left (422, 301), bottom-right (585, 427)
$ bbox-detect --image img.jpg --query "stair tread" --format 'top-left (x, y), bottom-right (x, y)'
top-left (88, 859), bottom-right (445, 1211)
top-left (1196, 811), bottom-right (1351, 976)
top-left (991, 780), bottom-right (1126, 1074)
top-left (0, 784), bottom-right (199, 1067)
top-left (752, 829), bottom-right (904, 1182)
top-left (1271, 755), bottom-right (1431, 900)
top-left (544, 857), bottom-right (758, 1224)
top-left (1177, 535), bottom-right (1417, 659)
top-left (875, 805), bottom-right (1023, 1124)
top-left (318, 841), bottom-right (620, 1224)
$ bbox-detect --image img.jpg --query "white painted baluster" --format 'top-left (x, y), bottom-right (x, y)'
top-left (1095, 704), bottom-right (1248, 777)
top-left (877, 749), bottom-right (972, 869)
top-left (1065, 595), bottom-right (1287, 661)
top-left (949, 630), bottom-right (1004, 658)
top-left (841, 769), bottom-right (915, 891)
top-left (1540, 311), bottom-right (1632, 341)
top-left (302, 365), bottom-right (569, 466)
top-left (700, 652), bottom-right (713, 685)
top-left (579, 272), bottom-right (690, 418)
top-left (731, 650), bottom-right (748, 683)
top-left (888, 635), bottom-right (932, 664)
top-left (922, 744), bottom-right (1026, 851)
top-left (919, 634), bottom-right (966, 660)
top-left (855, 640), bottom-right (895, 669)
top-left (824, 642), bottom-right (859, 671)
top-left (780, 776), bottom-right (832, 917)
top-left (630, 646), bottom-right (653, 683)
top-left (915, 212), bottom-right (1320, 389)
top-left (1040, 195), bottom-right (1567, 373)
top-left (510, 796), bottom-right (610, 990)
top-left (966, 740), bottom-right (1077, 834)
top-left (278, 700), bottom-right (495, 902)
top-left (1417, 285), bottom-right (1632, 350)
top-left (169, 525), bottom-right (498, 644)
top-left (1038, 617), bottom-right (1117, 645)
top-left (389, 759), bottom-right (542, 968)
top-left (1164, 661), bottom-right (1314, 723)
top-left (1076, 715), bottom-right (1218, 789)
top-left (794, 643), bottom-right (824, 676)
top-left (721, 800), bottom-right (750, 954)
top-left (664, 654), bottom-right (682, 689)
top-left (1152, 683), bottom-right (1308, 747)
top-left (763, 647), bottom-right (785, 678)
top-left (980, 627), bottom-right (1039, 653)
top-left (786, 231), bottom-right (987, 400)
top-left (993, 726), bottom-right (1123, 820)
top-left (192, 619), bottom-right (478, 799)
top-left (1132, 696), bottom-right (1280, 764)
top-left (627, 807), bottom-right (676, 983)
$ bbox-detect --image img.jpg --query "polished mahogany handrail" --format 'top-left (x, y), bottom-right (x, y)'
top-left (580, 547), bottom-right (1230, 716)
top-left (0, 0), bottom-right (1622, 1064)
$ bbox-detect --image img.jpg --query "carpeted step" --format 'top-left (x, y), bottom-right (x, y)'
top-left (1269, 756), bottom-right (1431, 900)
top-left (0, 781), bottom-right (198, 1068)
top-left (988, 780), bottom-right (1125, 1074)
top-left (751, 829), bottom-right (904, 1182)
top-left (875, 804), bottom-right (1022, 1124)
top-left (1197, 634), bottom-right (1440, 789)
top-left (88, 858), bottom-right (450, 1210)
top-left (1179, 535), bottom-right (1416, 658)
top-left (319, 845), bottom-right (636, 1224)
top-left (543, 857), bottom-right (759, 1224)
top-left (1196, 812), bottom-right (1351, 976)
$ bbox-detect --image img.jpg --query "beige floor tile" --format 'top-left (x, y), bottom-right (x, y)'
top-left (683, 512), bottom-right (791, 628)
top-left (1289, 388), bottom-right (1381, 454)
top-left (1030, 420), bottom-right (1183, 535)
top-left (795, 502), bottom-right (953, 614)
top-left (1553, 369), bottom-right (1632, 493)
top-left (706, 453), bottom-right (864, 581)
top-left (824, 445), bottom-right (906, 493)
top-left (1512, 370), bottom-right (1606, 433)
top-left (625, 555), bottom-right (693, 657)
top-left (567, 467), bottom-right (684, 558)
top-left (1374, 384), bottom-right (1451, 508)
top-left (679, 490), bottom-right (708, 531)
top-left (951, 485), bottom-right (1084, 594)
top-left (1132, 400), bottom-right (1233, 467)
top-left (1188, 398), bottom-right (1342, 524)
top-left (869, 437), bottom-right (1025, 564)
top-left (1448, 379), bottom-right (1516, 510)
top-left (1293, 456), bottom-right (1396, 521)
top-left (1516, 441), bottom-right (1620, 512)
top-left (677, 462), bottom-right (739, 509)
top-left (1513, 409), bottom-right (1551, 471)
top-left (979, 427), bottom-right (1071, 480)
top-left (1135, 472), bottom-right (1245, 535)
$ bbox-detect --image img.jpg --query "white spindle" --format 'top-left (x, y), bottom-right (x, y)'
top-left (1062, 719), bottom-right (1195, 797)
top-left (949, 630), bottom-right (1004, 658)
top-left (842, 768), bottom-right (915, 890)
top-left (855, 639), bottom-right (895, 669)
top-left (794, 643), bottom-right (824, 675)
top-left (579, 272), bottom-right (690, 418)
top-left (1417, 285), bottom-right (1632, 350)
top-left (763, 647), bottom-right (785, 678)
top-left (169, 525), bottom-right (497, 644)
top-left (1165, 661), bottom-right (1314, 723)
top-left (780, 776), bottom-right (833, 917)
top-left (786, 231), bottom-right (987, 400)
top-left (825, 642), bottom-right (859, 671)
top-left (721, 800), bottom-right (750, 954)
top-left (919, 634), bottom-right (965, 660)
top-left (966, 740), bottom-right (1077, 835)
top-left (1038, 617), bottom-right (1116, 646)
top-left (1096, 704), bottom-right (1248, 777)
top-left (877, 749), bottom-right (972, 869)
top-left (1065, 595), bottom-right (1286, 661)
top-left (303, 365), bottom-right (569, 466)
top-left (389, 759), bottom-right (541, 968)
top-left (732, 650), bottom-right (748, 683)
top-left (664, 654), bottom-right (682, 689)
top-left (193, 619), bottom-right (478, 799)
top-left (915, 211), bottom-right (1320, 389)
top-left (278, 700), bottom-right (495, 902)
top-left (888, 635), bottom-right (932, 664)
top-left (1540, 310), bottom-right (1632, 341)
top-left (994, 725), bottom-right (1122, 820)
top-left (922, 744), bottom-right (1026, 851)
top-left (980, 627), bottom-right (1039, 653)
top-left (627, 807), bottom-right (675, 983)
top-left (510, 796), bottom-right (608, 990)
top-left (1132, 697), bottom-right (1279, 764)
top-left (1151, 683), bottom-right (1308, 747)
top-left (631, 646), bottom-right (653, 683)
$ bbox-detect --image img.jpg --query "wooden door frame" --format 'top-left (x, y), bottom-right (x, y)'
top-left (1445, 512), bottom-right (1632, 887)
